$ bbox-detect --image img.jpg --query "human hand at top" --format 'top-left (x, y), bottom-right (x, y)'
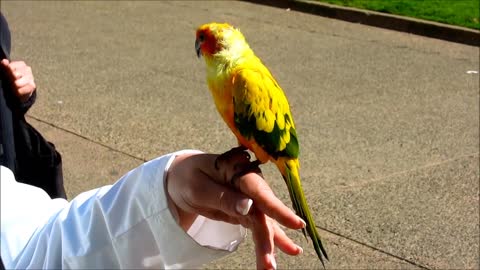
top-left (167, 150), bottom-right (306, 270)
top-left (0, 59), bottom-right (36, 103)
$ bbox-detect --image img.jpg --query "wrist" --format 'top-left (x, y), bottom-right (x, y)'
top-left (19, 89), bottom-right (36, 113)
top-left (165, 152), bottom-right (200, 232)
top-left (166, 187), bottom-right (198, 232)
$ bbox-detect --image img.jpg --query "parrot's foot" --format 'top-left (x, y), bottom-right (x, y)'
top-left (214, 145), bottom-right (249, 170)
top-left (229, 159), bottom-right (261, 189)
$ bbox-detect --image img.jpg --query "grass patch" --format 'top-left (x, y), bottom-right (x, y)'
top-left (315, 0), bottom-right (480, 30)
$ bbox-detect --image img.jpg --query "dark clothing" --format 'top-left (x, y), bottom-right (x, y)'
top-left (0, 13), bottom-right (66, 199)
top-left (0, 12), bottom-right (14, 169)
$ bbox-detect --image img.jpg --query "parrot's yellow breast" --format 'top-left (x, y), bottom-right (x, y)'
top-left (206, 66), bottom-right (239, 136)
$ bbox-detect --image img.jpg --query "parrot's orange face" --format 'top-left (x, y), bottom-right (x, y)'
top-left (195, 23), bottom-right (234, 58)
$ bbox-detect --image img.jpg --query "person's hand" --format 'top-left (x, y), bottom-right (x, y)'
top-left (167, 151), bottom-right (306, 270)
top-left (0, 59), bottom-right (36, 103)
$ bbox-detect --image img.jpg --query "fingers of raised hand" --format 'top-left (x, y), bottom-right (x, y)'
top-left (4, 60), bottom-right (26, 78)
top-left (11, 63), bottom-right (35, 86)
top-left (15, 70), bottom-right (35, 89)
top-left (1, 60), bottom-right (36, 101)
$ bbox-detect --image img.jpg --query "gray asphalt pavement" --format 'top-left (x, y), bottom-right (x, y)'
top-left (2, 1), bottom-right (479, 269)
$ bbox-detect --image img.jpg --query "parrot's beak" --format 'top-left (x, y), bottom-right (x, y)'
top-left (195, 39), bottom-right (202, 58)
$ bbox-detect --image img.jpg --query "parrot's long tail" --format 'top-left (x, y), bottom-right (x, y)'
top-left (275, 157), bottom-right (328, 267)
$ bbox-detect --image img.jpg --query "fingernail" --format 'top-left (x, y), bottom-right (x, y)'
top-left (299, 217), bottom-right (307, 228)
top-left (269, 254), bottom-right (277, 270)
top-left (236, 198), bottom-right (253, 215)
top-left (296, 244), bottom-right (304, 255)
top-left (265, 253), bottom-right (277, 269)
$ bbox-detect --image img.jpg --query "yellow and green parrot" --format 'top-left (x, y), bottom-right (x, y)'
top-left (195, 22), bottom-right (328, 265)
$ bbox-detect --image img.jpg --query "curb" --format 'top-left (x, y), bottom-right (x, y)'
top-left (244, 0), bottom-right (480, 47)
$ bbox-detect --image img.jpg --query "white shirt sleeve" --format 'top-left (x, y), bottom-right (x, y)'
top-left (1, 150), bottom-right (247, 269)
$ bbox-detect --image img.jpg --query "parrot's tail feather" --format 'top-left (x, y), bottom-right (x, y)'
top-left (278, 158), bottom-right (329, 267)
top-left (282, 167), bottom-right (308, 239)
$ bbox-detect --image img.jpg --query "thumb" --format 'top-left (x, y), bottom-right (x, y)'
top-left (0, 59), bottom-right (10, 72)
top-left (0, 59), bottom-right (15, 81)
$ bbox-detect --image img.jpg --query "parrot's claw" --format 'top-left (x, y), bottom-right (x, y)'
top-left (214, 145), bottom-right (249, 170)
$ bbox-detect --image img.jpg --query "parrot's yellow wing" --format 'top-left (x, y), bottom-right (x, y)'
top-left (231, 66), bottom-right (299, 161)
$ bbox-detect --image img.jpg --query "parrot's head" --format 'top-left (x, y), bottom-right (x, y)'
top-left (195, 22), bottom-right (249, 60)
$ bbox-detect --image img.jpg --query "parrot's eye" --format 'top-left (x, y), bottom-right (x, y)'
top-left (198, 33), bottom-right (205, 42)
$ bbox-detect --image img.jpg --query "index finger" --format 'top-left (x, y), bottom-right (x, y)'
top-left (7, 60), bottom-right (27, 71)
top-left (236, 171), bottom-right (305, 230)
